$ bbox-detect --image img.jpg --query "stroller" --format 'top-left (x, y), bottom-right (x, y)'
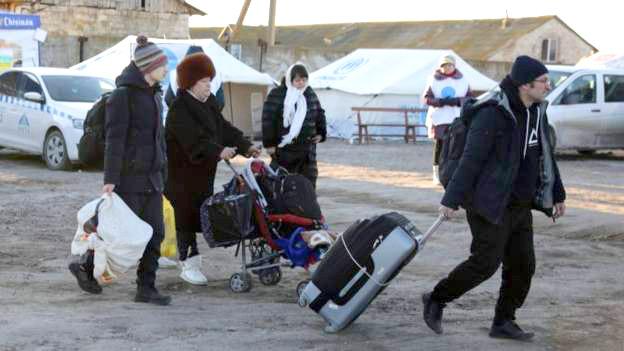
top-left (200, 159), bottom-right (334, 293)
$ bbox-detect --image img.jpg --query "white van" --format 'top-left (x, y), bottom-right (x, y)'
top-left (546, 64), bottom-right (576, 89)
top-left (546, 68), bottom-right (624, 154)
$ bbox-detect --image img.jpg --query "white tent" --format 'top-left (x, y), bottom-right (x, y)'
top-left (575, 52), bottom-right (624, 69)
top-left (71, 36), bottom-right (275, 137)
top-left (309, 49), bottom-right (497, 139)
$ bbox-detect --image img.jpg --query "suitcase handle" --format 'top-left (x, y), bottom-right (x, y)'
top-left (338, 214), bottom-right (446, 287)
top-left (417, 214), bottom-right (446, 248)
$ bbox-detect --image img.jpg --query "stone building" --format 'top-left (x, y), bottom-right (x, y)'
top-left (191, 16), bottom-right (597, 81)
top-left (1, 0), bottom-right (204, 67)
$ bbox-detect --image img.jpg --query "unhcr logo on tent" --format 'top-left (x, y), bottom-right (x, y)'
top-left (333, 57), bottom-right (368, 75)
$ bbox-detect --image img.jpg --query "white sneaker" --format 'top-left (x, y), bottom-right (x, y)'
top-left (179, 255), bottom-right (208, 285)
top-left (158, 256), bottom-right (178, 269)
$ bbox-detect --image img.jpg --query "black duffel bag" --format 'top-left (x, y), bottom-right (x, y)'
top-left (258, 172), bottom-right (322, 220)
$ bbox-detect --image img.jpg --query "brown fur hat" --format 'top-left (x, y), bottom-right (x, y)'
top-left (176, 53), bottom-right (216, 90)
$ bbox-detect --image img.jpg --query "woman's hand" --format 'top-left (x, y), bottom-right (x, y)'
top-left (246, 145), bottom-right (261, 158)
top-left (219, 147), bottom-right (237, 161)
top-left (265, 147), bottom-right (276, 155)
top-left (102, 184), bottom-right (115, 196)
top-left (311, 135), bottom-right (323, 144)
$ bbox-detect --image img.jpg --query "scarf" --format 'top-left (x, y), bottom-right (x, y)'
top-left (279, 64), bottom-right (308, 147)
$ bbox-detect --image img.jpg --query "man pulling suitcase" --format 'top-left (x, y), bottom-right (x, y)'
top-left (422, 55), bottom-right (566, 341)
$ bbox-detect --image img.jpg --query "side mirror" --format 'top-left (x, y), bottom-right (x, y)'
top-left (24, 91), bottom-right (44, 103)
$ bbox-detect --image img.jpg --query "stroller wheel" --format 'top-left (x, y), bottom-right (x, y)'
top-left (259, 267), bottom-right (282, 286)
top-left (296, 280), bottom-right (310, 299)
top-left (229, 272), bottom-right (252, 293)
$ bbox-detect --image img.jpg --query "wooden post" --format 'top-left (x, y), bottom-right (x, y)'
top-left (231, 0), bottom-right (252, 42)
top-left (404, 111), bottom-right (409, 143)
top-left (267, 0), bottom-right (277, 47)
top-left (357, 110), bottom-right (363, 144)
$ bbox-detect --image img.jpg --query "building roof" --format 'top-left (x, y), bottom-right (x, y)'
top-left (0, 0), bottom-right (205, 15)
top-left (178, 0), bottom-right (205, 15)
top-left (191, 16), bottom-right (596, 61)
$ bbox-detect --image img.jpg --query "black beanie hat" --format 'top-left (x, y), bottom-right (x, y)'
top-left (510, 55), bottom-right (548, 86)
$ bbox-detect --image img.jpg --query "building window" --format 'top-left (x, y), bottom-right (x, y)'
top-left (541, 39), bottom-right (558, 63)
top-left (141, 0), bottom-right (147, 9)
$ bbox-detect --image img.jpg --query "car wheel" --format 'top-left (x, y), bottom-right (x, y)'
top-left (43, 130), bottom-right (71, 171)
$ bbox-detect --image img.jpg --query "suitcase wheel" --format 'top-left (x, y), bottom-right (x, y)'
top-left (259, 267), bottom-right (282, 286)
top-left (298, 295), bottom-right (308, 308)
top-left (296, 280), bottom-right (310, 307)
top-left (229, 272), bottom-right (252, 293)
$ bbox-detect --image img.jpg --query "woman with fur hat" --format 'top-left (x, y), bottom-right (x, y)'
top-left (262, 63), bottom-right (327, 188)
top-left (164, 53), bottom-right (261, 285)
top-left (164, 45), bottom-right (225, 112)
top-left (423, 55), bottom-right (472, 185)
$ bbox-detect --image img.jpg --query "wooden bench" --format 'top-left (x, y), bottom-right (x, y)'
top-left (352, 107), bottom-right (428, 144)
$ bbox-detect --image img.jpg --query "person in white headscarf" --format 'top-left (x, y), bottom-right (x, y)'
top-left (261, 63), bottom-right (327, 188)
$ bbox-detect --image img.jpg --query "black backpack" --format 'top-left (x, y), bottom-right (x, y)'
top-left (258, 171), bottom-right (322, 220)
top-left (438, 97), bottom-right (496, 188)
top-left (78, 87), bottom-right (130, 167)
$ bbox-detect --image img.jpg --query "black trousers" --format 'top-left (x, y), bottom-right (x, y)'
top-left (431, 205), bottom-right (536, 320)
top-left (433, 138), bottom-right (444, 166)
top-left (117, 191), bottom-right (164, 288)
top-left (177, 230), bottom-right (199, 261)
top-left (271, 144), bottom-right (318, 189)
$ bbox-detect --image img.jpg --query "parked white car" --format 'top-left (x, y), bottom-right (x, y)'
top-left (546, 64), bottom-right (576, 89)
top-left (0, 67), bottom-right (114, 170)
top-left (546, 68), bottom-right (624, 154)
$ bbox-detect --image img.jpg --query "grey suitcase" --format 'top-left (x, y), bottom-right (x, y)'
top-left (298, 212), bottom-right (444, 333)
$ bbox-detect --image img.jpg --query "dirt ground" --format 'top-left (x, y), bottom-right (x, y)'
top-left (1, 140), bottom-right (623, 351)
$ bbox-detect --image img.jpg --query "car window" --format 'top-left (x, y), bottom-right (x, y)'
top-left (604, 75), bottom-right (624, 103)
top-left (555, 74), bottom-right (596, 105)
top-left (0, 71), bottom-right (19, 97)
top-left (41, 75), bottom-right (114, 103)
top-left (17, 72), bottom-right (44, 98)
top-left (548, 70), bottom-right (572, 88)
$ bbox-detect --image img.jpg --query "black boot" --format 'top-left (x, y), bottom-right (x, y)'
top-left (68, 252), bottom-right (102, 294)
top-left (135, 285), bottom-right (171, 306)
top-left (422, 292), bottom-right (446, 334)
top-left (489, 319), bottom-right (534, 341)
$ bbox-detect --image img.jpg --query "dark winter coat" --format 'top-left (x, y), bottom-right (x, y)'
top-left (104, 62), bottom-right (166, 193)
top-left (441, 76), bottom-right (565, 224)
top-left (261, 85), bottom-right (327, 149)
top-left (164, 90), bottom-right (252, 233)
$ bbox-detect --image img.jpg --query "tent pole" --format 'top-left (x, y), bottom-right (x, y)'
top-left (228, 82), bottom-right (235, 124)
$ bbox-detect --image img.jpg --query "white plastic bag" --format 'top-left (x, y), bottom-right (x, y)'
top-left (71, 193), bottom-right (153, 284)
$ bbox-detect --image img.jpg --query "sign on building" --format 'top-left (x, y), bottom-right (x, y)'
top-left (0, 13), bottom-right (42, 71)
